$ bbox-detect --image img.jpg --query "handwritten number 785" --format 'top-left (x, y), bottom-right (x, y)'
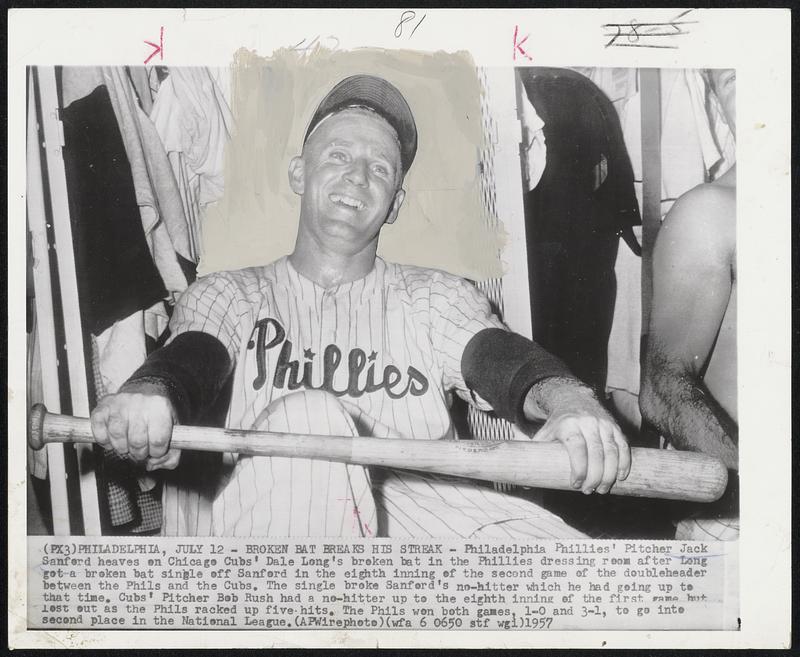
top-left (395, 11), bottom-right (427, 39)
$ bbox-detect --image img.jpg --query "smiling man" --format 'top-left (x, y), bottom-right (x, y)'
top-left (91, 75), bottom-right (630, 538)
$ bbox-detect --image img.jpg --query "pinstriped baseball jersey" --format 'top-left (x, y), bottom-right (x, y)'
top-left (160, 255), bottom-right (586, 538)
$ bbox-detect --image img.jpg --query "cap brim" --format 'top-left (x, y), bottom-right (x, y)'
top-left (304, 75), bottom-right (417, 174)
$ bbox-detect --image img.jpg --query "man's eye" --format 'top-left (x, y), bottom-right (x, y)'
top-left (373, 164), bottom-right (389, 176)
top-left (330, 151), bottom-right (347, 161)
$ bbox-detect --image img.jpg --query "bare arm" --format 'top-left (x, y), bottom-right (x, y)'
top-left (640, 188), bottom-right (738, 470)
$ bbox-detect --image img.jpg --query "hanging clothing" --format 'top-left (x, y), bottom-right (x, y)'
top-left (519, 67), bottom-right (641, 393)
top-left (60, 85), bottom-right (168, 335)
top-left (606, 225), bottom-right (643, 398)
top-left (604, 82), bottom-right (644, 400)
top-left (126, 66), bottom-right (156, 115)
top-left (62, 67), bottom-right (191, 295)
top-left (660, 69), bottom-right (736, 214)
top-left (93, 310), bottom-right (148, 393)
top-left (89, 320), bottom-right (161, 534)
top-left (571, 67), bottom-right (639, 109)
top-left (701, 71), bottom-right (736, 179)
top-left (517, 84), bottom-right (547, 192)
top-left (150, 67), bottom-right (234, 262)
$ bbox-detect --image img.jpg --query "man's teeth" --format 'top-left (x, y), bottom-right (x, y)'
top-left (330, 194), bottom-right (364, 210)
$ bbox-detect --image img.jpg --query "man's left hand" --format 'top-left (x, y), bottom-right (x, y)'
top-left (525, 382), bottom-right (631, 495)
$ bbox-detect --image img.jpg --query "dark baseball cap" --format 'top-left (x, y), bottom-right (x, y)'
top-left (303, 75), bottom-right (418, 175)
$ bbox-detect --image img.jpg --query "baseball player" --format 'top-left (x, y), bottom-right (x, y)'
top-left (91, 75), bottom-right (631, 538)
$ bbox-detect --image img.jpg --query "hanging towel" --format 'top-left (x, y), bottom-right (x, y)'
top-left (605, 86), bottom-right (643, 400)
top-left (606, 225), bottom-right (643, 398)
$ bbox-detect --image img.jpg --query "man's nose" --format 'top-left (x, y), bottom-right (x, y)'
top-left (344, 159), bottom-right (369, 186)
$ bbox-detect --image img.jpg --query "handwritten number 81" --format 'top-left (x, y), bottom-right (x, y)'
top-left (395, 10), bottom-right (427, 39)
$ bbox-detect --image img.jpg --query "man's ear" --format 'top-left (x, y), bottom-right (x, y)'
top-left (288, 156), bottom-right (305, 195)
top-left (384, 188), bottom-right (406, 225)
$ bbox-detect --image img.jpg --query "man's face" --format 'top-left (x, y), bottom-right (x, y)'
top-left (709, 68), bottom-right (736, 136)
top-left (289, 108), bottom-right (406, 256)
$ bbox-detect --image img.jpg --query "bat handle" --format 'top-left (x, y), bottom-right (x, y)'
top-left (28, 403), bottom-right (48, 451)
top-left (29, 404), bottom-right (96, 451)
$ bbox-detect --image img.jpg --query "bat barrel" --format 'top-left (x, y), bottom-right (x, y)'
top-left (615, 446), bottom-right (728, 502)
top-left (346, 437), bottom-right (728, 503)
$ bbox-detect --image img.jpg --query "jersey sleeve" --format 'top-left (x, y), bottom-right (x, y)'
top-left (167, 271), bottom-right (241, 362)
top-left (428, 273), bottom-right (506, 410)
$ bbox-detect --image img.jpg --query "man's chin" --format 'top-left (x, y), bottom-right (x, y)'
top-left (320, 222), bottom-right (362, 243)
top-left (317, 222), bottom-right (380, 251)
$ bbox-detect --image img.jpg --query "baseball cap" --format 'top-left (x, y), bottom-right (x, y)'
top-left (303, 75), bottom-right (418, 175)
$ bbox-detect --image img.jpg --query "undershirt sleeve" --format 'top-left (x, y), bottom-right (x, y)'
top-left (121, 331), bottom-right (233, 424)
top-left (461, 328), bottom-right (575, 424)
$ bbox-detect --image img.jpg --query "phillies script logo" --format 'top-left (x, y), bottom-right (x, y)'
top-left (247, 318), bottom-right (429, 399)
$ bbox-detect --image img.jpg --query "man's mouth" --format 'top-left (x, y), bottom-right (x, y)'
top-left (329, 193), bottom-right (365, 210)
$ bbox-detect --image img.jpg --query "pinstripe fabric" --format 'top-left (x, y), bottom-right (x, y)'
top-left (160, 256), bottom-right (587, 538)
top-left (205, 390), bottom-right (374, 537)
top-left (675, 517), bottom-right (739, 541)
top-left (663, 442), bottom-right (739, 541)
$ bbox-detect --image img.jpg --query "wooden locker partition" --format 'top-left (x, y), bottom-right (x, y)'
top-left (28, 66), bottom-right (102, 535)
top-left (639, 68), bottom-right (662, 341)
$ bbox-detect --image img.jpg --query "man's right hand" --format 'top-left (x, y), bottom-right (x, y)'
top-left (90, 391), bottom-right (181, 471)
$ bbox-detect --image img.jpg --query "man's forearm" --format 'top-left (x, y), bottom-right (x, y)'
top-left (461, 328), bottom-right (574, 424)
top-left (523, 375), bottom-right (598, 421)
top-left (121, 331), bottom-right (233, 424)
top-left (640, 358), bottom-right (738, 470)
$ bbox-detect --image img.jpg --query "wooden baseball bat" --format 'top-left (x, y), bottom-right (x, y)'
top-left (28, 404), bottom-right (727, 502)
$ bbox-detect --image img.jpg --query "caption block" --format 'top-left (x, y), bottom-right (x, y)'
top-left (28, 538), bottom-right (737, 631)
